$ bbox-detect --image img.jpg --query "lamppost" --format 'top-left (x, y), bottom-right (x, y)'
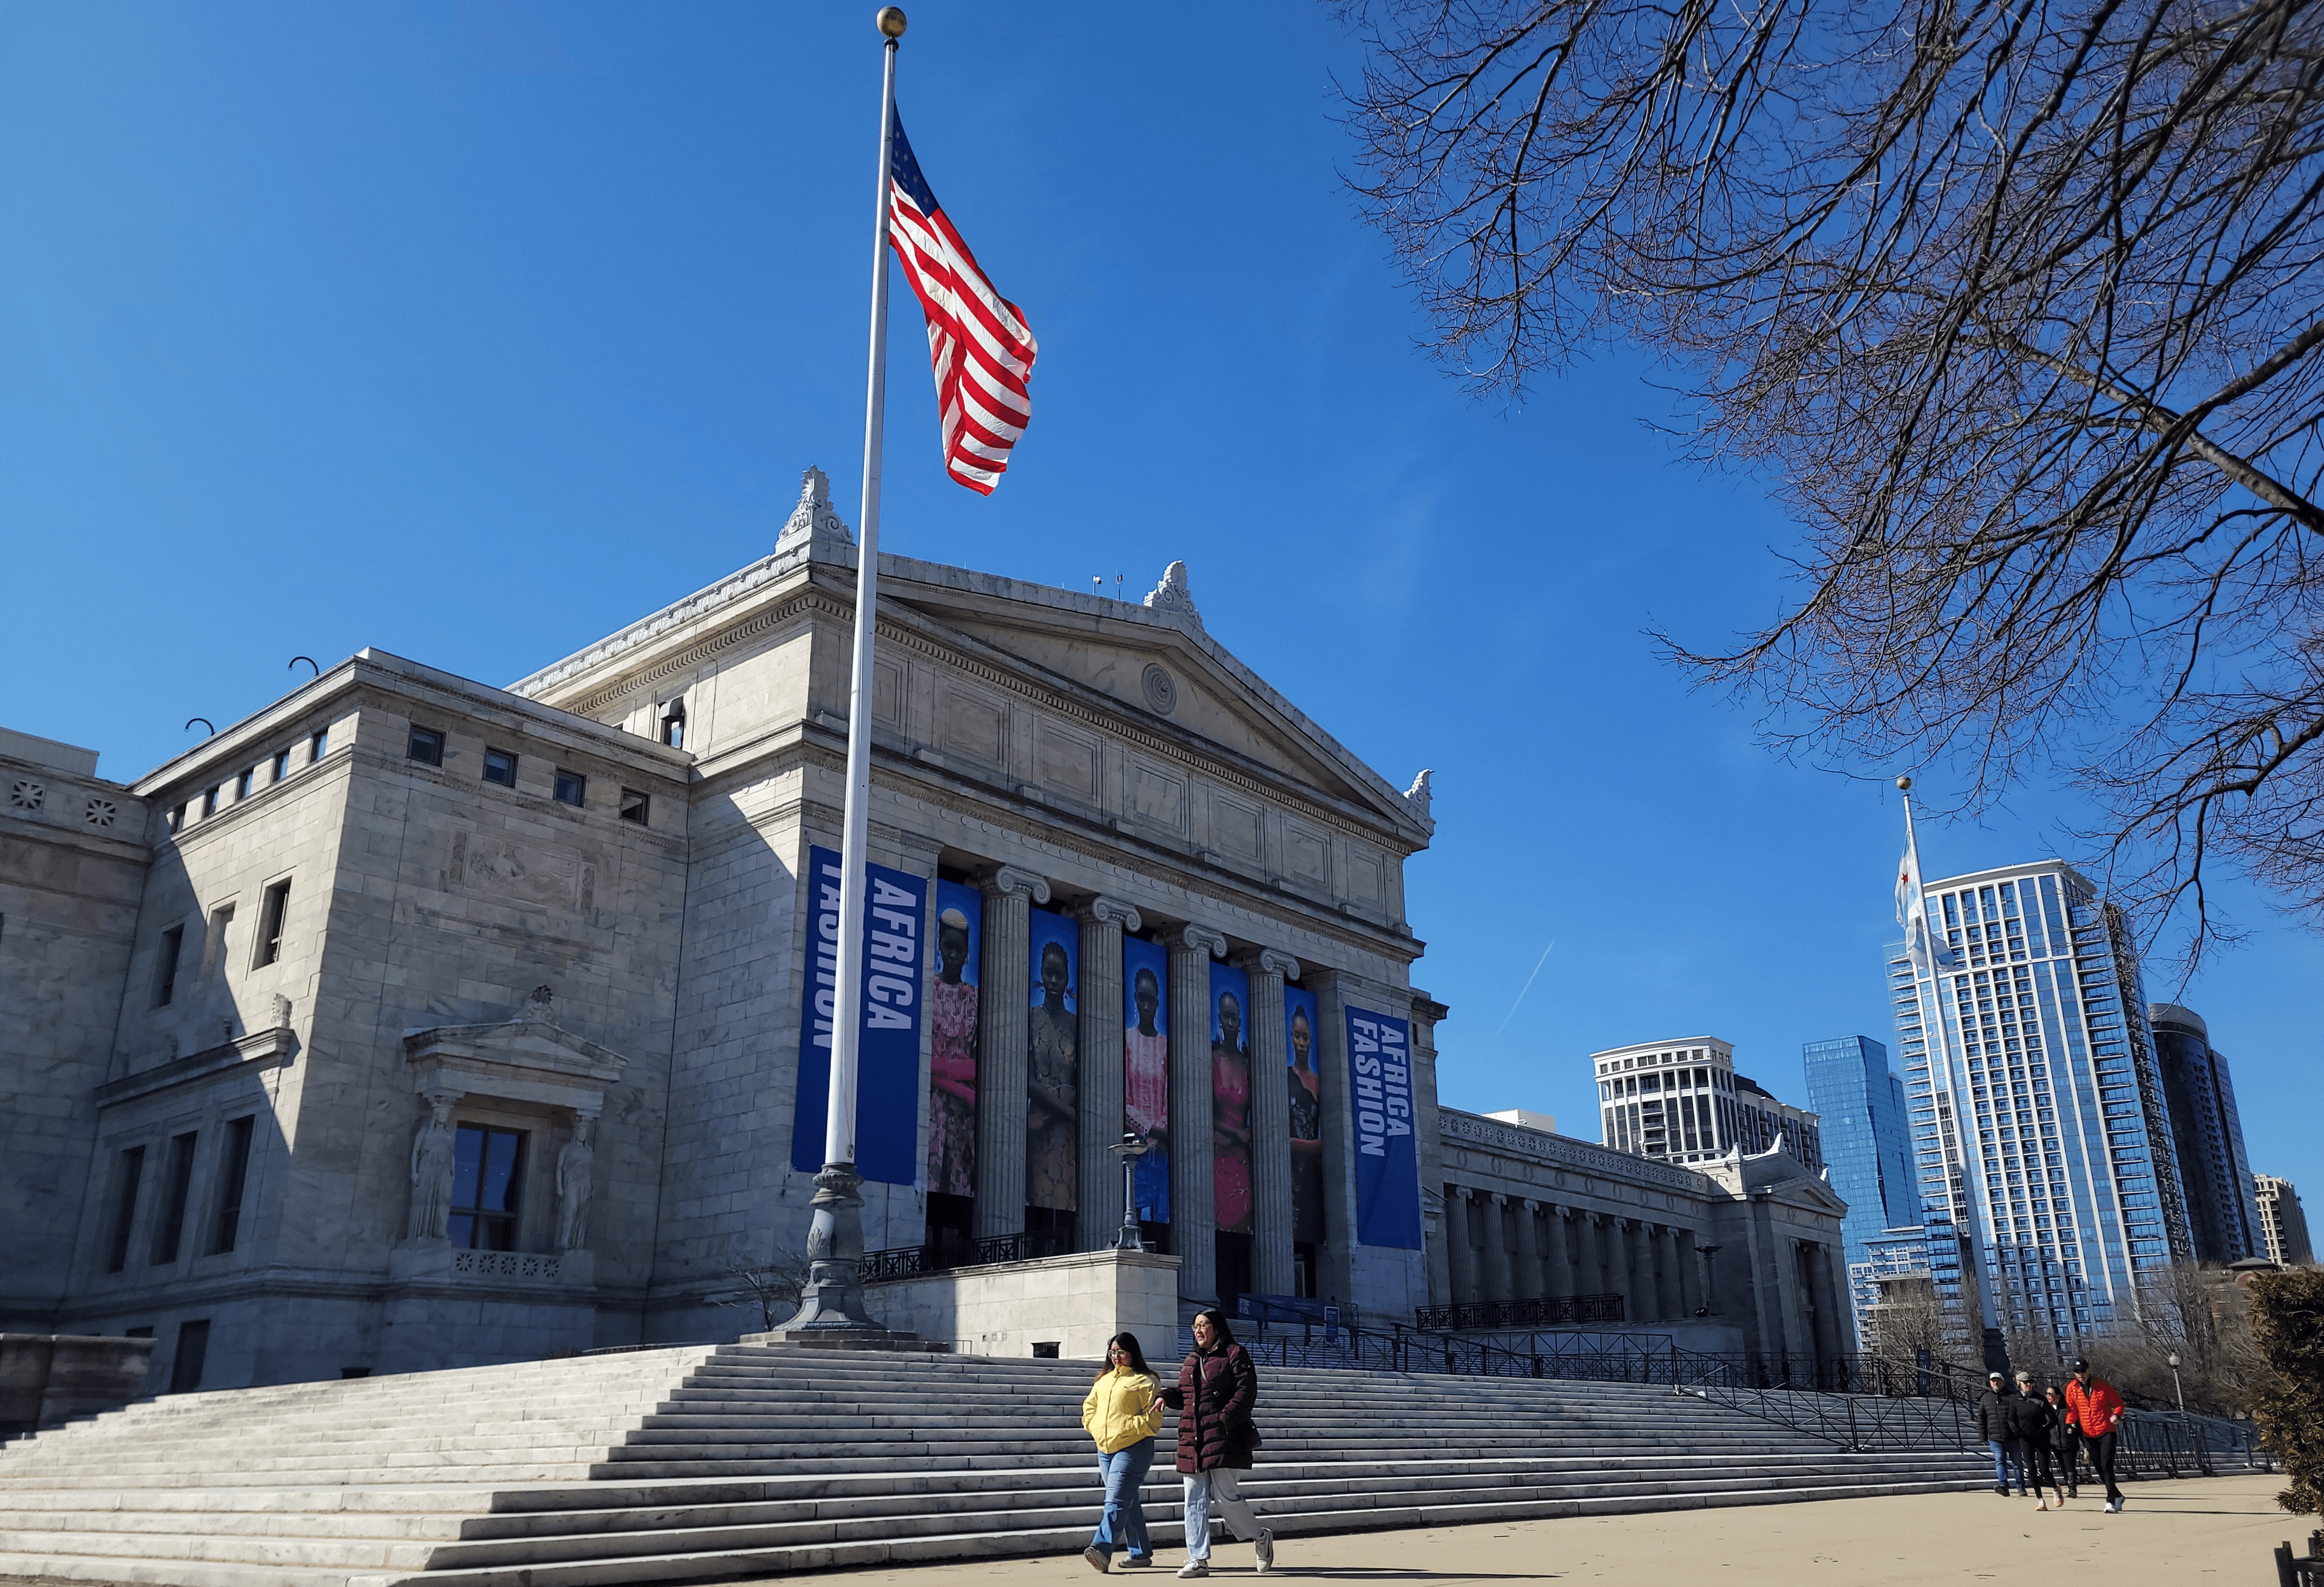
top-left (2167, 1350), bottom-right (2185, 1413)
top-left (1109, 1133), bottom-right (1152, 1252)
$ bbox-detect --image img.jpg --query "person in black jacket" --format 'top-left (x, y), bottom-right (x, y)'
top-left (1974, 1373), bottom-right (2027, 1496)
top-left (2005, 1372), bottom-right (2066, 1510)
top-left (2044, 1384), bottom-right (2081, 1498)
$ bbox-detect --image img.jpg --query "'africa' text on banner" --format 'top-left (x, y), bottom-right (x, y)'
top-left (1345, 1005), bottom-right (1422, 1249)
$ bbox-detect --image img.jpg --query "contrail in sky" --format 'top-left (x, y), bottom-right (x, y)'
top-left (1494, 938), bottom-right (1557, 1036)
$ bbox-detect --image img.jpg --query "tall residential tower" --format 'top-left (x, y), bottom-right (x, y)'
top-left (1802, 1034), bottom-right (1922, 1341)
top-left (2147, 1004), bottom-right (2262, 1263)
top-left (1889, 857), bottom-right (2191, 1353)
top-left (1593, 1037), bottom-right (1823, 1171)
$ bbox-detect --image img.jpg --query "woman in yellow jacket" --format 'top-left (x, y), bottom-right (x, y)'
top-left (1080, 1331), bottom-right (1165, 1572)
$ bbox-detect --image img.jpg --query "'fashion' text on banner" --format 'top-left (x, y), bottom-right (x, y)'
top-left (1345, 1005), bottom-right (1421, 1248)
top-left (791, 846), bottom-right (927, 1184)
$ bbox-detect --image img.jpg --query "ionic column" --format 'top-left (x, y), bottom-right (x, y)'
top-left (1443, 1186), bottom-right (1478, 1304)
top-left (1168, 923), bottom-right (1228, 1304)
top-left (1238, 947), bottom-right (1302, 1298)
top-left (1543, 1205), bottom-right (1577, 1300)
top-left (1584, 1213), bottom-right (1612, 1302)
top-left (1611, 1217), bottom-right (1643, 1320)
top-left (1074, 896), bottom-right (1141, 1255)
top-left (1676, 1228), bottom-right (1701, 1315)
top-left (1630, 1221), bottom-right (1659, 1320)
top-left (1512, 1199), bottom-right (1544, 1301)
top-left (973, 866), bottom-right (1048, 1239)
top-left (1478, 1194), bottom-right (1514, 1303)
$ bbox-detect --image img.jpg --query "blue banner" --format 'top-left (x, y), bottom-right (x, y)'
top-left (792, 846), bottom-right (928, 1184)
top-left (1123, 935), bottom-right (1170, 1224)
top-left (1285, 984), bottom-right (1324, 1244)
top-left (1345, 1005), bottom-right (1421, 1249)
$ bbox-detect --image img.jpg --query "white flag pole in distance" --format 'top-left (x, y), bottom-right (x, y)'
top-left (776, 4), bottom-right (908, 1336)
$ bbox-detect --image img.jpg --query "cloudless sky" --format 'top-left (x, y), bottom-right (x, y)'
top-left (5, 4), bottom-right (2317, 1200)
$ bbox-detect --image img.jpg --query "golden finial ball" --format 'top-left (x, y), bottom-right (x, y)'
top-left (1896, 776), bottom-right (1912, 792)
top-left (877, 7), bottom-right (907, 38)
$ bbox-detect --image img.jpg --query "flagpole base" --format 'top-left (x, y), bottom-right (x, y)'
top-left (764, 1162), bottom-right (914, 1341)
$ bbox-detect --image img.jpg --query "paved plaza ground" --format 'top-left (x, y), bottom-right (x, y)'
top-left (0, 1473), bottom-right (2302, 1587)
top-left (742, 1473), bottom-right (2299, 1587)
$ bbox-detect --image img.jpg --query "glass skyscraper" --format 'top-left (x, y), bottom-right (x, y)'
top-left (1889, 861), bottom-right (2191, 1352)
top-left (2147, 1004), bottom-right (2262, 1263)
top-left (1803, 1034), bottom-right (1922, 1343)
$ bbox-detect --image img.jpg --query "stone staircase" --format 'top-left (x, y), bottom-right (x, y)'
top-left (0, 1344), bottom-right (1991, 1586)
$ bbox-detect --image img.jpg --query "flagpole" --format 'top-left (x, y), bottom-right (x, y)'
top-left (776, 5), bottom-right (908, 1337)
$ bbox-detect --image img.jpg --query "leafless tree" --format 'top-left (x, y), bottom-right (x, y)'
top-left (1336, 0), bottom-right (2324, 967)
top-left (720, 1250), bottom-right (812, 1333)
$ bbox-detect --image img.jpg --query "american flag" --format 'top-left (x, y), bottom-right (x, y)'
top-left (887, 106), bottom-right (1037, 495)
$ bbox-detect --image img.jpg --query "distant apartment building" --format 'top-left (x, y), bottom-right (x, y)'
top-left (1889, 859), bottom-right (2191, 1356)
top-left (1594, 1036), bottom-right (1823, 1171)
top-left (2256, 1174), bottom-right (2314, 1266)
top-left (2147, 1004), bottom-right (2263, 1263)
top-left (1803, 1034), bottom-right (1923, 1345)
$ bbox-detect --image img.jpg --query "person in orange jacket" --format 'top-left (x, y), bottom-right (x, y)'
top-left (2063, 1358), bottom-right (2128, 1513)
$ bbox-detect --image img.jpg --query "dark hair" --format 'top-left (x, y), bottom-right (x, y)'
top-left (1190, 1307), bottom-right (1237, 1351)
top-left (1097, 1331), bottom-right (1154, 1381)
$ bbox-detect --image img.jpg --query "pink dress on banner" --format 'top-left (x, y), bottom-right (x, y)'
top-left (1212, 1046), bottom-right (1253, 1232)
top-left (927, 979), bottom-right (979, 1198)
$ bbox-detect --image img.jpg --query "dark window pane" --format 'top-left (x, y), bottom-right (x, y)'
top-left (152, 1132), bottom-right (199, 1266)
top-left (272, 749), bottom-right (291, 781)
top-left (480, 1130), bottom-right (520, 1213)
top-left (169, 1320), bottom-right (210, 1394)
top-left (618, 789), bottom-right (649, 825)
top-left (310, 728), bottom-right (329, 762)
top-left (483, 748), bottom-right (517, 787)
top-left (208, 1116), bottom-right (255, 1255)
top-left (107, 1146), bottom-right (146, 1273)
top-left (451, 1125), bottom-right (485, 1211)
top-left (407, 726), bottom-right (444, 766)
top-left (448, 1212), bottom-right (475, 1247)
top-left (553, 770), bottom-right (585, 806)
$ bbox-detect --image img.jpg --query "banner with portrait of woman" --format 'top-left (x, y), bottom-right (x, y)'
top-left (1025, 906), bottom-right (1079, 1217)
top-left (1209, 961), bottom-right (1255, 1235)
top-left (1121, 935), bottom-right (1170, 1226)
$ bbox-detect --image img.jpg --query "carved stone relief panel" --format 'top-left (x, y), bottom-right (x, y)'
top-left (1210, 792), bottom-right (1264, 864)
top-left (1125, 757), bottom-right (1187, 831)
top-left (1284, 821), bottom-right (1329, 888)
top-left (873, 658), bottom-right (905, 728)
top-left (939, 683), bottom-right (1008, 771)
top-left (1345, 843), bottom-right (1385, 905)
top-left (1034, 719), bottom-right (1098, 803)
top-left (448, 829), bottom-right (595, 916)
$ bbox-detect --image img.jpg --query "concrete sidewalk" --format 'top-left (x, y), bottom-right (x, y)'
top-left (724, 1473), bottom-right (2301, 1586)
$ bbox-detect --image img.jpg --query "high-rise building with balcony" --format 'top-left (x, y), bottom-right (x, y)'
top-left (1804, 1034), bottom-right (1922, 1342)
top-left (2256, 1174), bottom-right (2314, 1266)
top-left (2147, 1004), bottom-right (2262, 1263)
top-left (1592, 1036), bottom-right (1823, 1171)
top-left (1888, 859), bottom-right (2191, 1352)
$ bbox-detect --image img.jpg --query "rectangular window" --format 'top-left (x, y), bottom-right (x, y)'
top-left (448, 1124), bottom-right (525, 1250)
top-left (407, 725), bottom-right (445, 766)
top-left (208, 1116), bottom-right (255, 1255)
top-left (310, 728), bottom-right (329, 763)
top-left (154, 924), bottom-right (185, 1008)
top-left (151, 1132), bottom-right (199, 1265)
top-left (617, 788), bottom-right (649, 826)
top-left (201, 904), bottom-right (235, 976)
top-left (168, 1319), bottom-right (211, 1394)
top-left (166, 803), bottom-right (186, 834)
top-left (482, 747), bottom-right (517, 787)
top-left (272, 748), bottom-right (292, 782)
top-left (201, 786), bottom-right (220, 817)
top-left (106, 1146), bottom-right (146, 1273)
top-left (253, 879), bottom-right (291, 968)
top-left (553, 769), bottom-right (585, 807)
top-left (235, 767), bottom-right (255, 801)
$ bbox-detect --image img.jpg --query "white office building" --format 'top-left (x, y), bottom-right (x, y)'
top-left (1889, 861), bottom-right (2191, 1350)
top-left (1593, 1037), bottom-right (1823, 1171)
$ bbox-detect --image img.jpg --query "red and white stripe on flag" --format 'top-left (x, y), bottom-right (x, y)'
top-left (887, 107), bottom-right (1036, 494)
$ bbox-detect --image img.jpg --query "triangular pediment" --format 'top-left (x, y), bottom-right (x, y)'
top-left (881, 557), bottom-right (1429, 843)
top-left (403, 1013), bottom-right (629, 1111)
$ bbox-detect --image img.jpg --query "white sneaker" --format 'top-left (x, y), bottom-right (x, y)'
top-left (1177, 1563), bottom-right (1209, 1579)
top-left (2104, 1499), bottom-right (2121, 1514)
top-left (2033, 1499), bottom-right (2049, 1511)
top-left (1255, 1528), bottom-right (1275, 1574)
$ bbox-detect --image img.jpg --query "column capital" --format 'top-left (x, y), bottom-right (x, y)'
top-left (1489, 1191), bottom-right (1510, 1208)
top-left (1172, 923), bottom-right (1229, 959)
top-left (1074, 893), bottom-right (1141, 932)
top-left (982, 865), bottom-right (1051, 905)
top-left (1231, 946), bottom-right (1303, 982)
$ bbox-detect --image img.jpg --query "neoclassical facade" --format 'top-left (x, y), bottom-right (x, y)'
top-left (0, 472), bottom-right (1848, 1391)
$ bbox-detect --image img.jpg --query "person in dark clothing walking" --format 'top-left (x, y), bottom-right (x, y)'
top-left (2044, 1384), bottom-right (2081, 1499)
top-left (1159, 1309), bottom-right (1273, 1578)
top-left (1974, 1372), bottom-right (2027, 1495)
top-left (2064, 1358), bottom-right (2129, 1513)
top-left (2005, 1372), bottom-right (2066, 1509)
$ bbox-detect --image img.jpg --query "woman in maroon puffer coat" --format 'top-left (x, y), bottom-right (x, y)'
top-left (1157, 1309), bottom-right (1274, 1578)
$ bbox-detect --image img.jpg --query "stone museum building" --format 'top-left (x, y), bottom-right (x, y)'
top-left (1, 472), bottom-right (1850, 1393)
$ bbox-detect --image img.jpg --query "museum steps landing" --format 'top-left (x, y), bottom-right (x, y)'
top-left (0, 1344), bottom-right (1989, 1587)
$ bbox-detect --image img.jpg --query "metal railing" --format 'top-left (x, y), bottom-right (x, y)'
top-left (860, 1227), bottom-right (1071, 1281)
top-left (1414, 1295), bottom-right (1624, 1331)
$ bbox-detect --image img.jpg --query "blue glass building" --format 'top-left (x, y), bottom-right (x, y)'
top-left (1803, 1034), bottom-right (1922, 1344)
top-left (2148, 1004), bottom-right (2262, 1263)
top-left (1888, 862), bottom-right (2191, 1352)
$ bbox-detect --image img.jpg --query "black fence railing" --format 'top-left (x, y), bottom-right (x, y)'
top-left (860, 1227), bottom-right (1071, 1281)
top-left (1414, 1295), bottom-right (1624, 1331)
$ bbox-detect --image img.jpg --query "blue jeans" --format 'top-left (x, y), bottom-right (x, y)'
top-left (1989, 1439), bottom-right (2026, 1491)
top-left (1092, 1438), bottom-right (1156, 1559)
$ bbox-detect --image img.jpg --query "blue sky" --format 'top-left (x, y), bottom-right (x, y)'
top-left (5, 4), bottom-right (2317, 1200)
